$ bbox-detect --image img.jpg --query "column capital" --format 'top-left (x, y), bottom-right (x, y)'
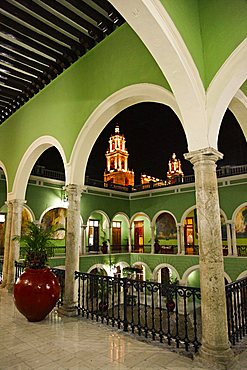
top-left (184, 147), bottom-right (223, 165)
top-left (64, 184), bottom-right (84, 195)
top-left (6, 199), bottom-right (26, 206)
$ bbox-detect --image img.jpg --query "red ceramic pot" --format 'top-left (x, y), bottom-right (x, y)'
top-left (166, 300), bottom-right (175, 312)
top-left (13, 268), bottom-right (61, 322)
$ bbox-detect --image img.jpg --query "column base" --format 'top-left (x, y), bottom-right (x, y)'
top-left (194, 345), bottom-right (236, 370)
top-left (58, 304), bottom-right (78, 317)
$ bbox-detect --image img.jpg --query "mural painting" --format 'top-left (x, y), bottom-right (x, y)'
top-left (156, 213), bottom-right (176, 240)
top-left (41, 208), bottom-right (66, 239)
top-left (235, 206), bottom-right (247, 238)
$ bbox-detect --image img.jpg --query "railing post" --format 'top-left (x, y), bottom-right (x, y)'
top-left (123, 278), bottom-right (128, 332)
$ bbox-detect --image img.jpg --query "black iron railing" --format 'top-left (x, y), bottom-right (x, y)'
top-left (75, 272), bottom-right (201, 353)
top-left (226, 276), bottom-right (247, 345)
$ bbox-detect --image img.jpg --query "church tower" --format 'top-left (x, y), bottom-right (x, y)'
top-left (104, 125), bottom-right (134, 186)
top-left (166, 153), bottom-right (184, 184)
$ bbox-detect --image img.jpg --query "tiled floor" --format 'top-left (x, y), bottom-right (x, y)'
top-left (0, 289), bottom-right (246, 370)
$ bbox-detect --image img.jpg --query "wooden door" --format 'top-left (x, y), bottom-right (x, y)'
top-left (134, 221), bottom-right (144, 253)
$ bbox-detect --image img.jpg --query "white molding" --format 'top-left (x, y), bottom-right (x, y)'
top-left (130, 211), bottom-right (151, 226)
top-left (0, 161), bottom-right (9, 193)
top-left (108, 0), bottom-right (208, 150)
top-left (151, 210), bottom-right (177, 228)
top-left (9, 136), bottom-right (67, 200)
top-left (229, 90), bottom-right (247, 140)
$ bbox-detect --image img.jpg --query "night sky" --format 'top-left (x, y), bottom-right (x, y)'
top-left (37, 103), bottom-right (247, 184)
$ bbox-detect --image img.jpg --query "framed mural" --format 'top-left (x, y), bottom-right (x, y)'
top-left (21, 208), bottom-right (32, 235)
top-left (41, 208), bottom-right (66, 239)
top-left (235, 205), bottom-right (247, 238)
top-left (220, 214), bottom-right (227, 240)
top-left (156, 213), bottom-right (176, 239)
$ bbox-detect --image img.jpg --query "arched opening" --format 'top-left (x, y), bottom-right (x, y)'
top-left (85, 102), bottom-right (191, 187)
top-left (183, 209), bottom-right (198, 255)
top-left (33, 147), bottom-right (65, 181)
top-left (218, 109), bottom-right (247, 167)
top-left (131, 213), bottom-right (151, 253)
top-left (112, 213), bottom-right (130, 253)
top-left (40, 207), bottom-right (67, 256)
top-left (234, 204), bottom-right (247, 256)
top-left (154, 212), bottom-right (177, 254)
top-left (86, 211), bottom-right (110, 254)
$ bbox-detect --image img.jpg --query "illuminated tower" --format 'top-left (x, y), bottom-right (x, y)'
top-left (104, 125), bottom-right (134, 186)
top-left (166, 153), bottom-right (184, 184)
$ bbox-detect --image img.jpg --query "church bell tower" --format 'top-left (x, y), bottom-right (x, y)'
top-left (104, 125), bottom-right (134, 186)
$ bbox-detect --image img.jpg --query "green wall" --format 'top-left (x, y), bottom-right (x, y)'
top-left (130, 188), bottom-right (196, 221)
top-left (161, 0), bottom-right (205, 84)
top-left (162, 0), bottom-right (247, 88)
top-left (198, 0), bottom-right (247, 88)
top-left (26, 182), bottom-right (63, 220)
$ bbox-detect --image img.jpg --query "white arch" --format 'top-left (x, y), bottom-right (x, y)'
top-left (153, 263), bottom-right (180, 282)
top-left (180, 205), bottom-right (196, 225)
top-left (68, 84), bottom-right (182, 185)
top-left (130, 212), bottom-right (151, 226)
top-left (22, 204), bottom-right (35, 223)
top-left (108, 0), bottom-right (207, 150)
top-left (112, 212), bottom-right (130, 225)
top-left (229, 90), bottom-right (247, 140)
top-left (237, 271), bottom-right (247, 280)
top-left (9, 136), bottom-right (67, 200)
top-left (87, 209), bottom-right (111, 228)
top-left (224, 272), bottom-right (232, 284)
top-left (39, 205), bottom-right (68, 224)
top-left (0, 160), bottom-right (9, 194)
top-left (182, 265), bottom-right (231, 284)
top-left (207, 39), bottom-right (247, 148)
top-left (152, 210), bottom-right (178, 228)
top-left (132, 261), bottom-right (152, 274)
top-left (182, 265), bottom-right (200, 284)
top-left (231, 202), bottom-right (247, 222)
top-left (87, 264), bottom-right (107, 274)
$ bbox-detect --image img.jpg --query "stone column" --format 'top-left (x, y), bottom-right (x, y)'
top-left (1, 201), bottom-right (13, 288)
top-left (59, 184), bottom-right (81, 316)
top-left (128, 226), bottom-right (132, 253)
top-left (231, 223), bottom-right (238, 256)
top-left (180, 224), bottom-right (185, 255)
top-left (81, 224), bottom-right (87, 255)
top-left (150, 225), bottom-right (155, 254)
top-left (176, 223), bottom-right (181, 254)
top-left (6, 199), bottom-right (26, 291)
top-left (184, 148), bottom-right (234, 368)
top-left (108, 225), bottom-right (111, 254)
top-left (226, 221), bottom-right (232, 256)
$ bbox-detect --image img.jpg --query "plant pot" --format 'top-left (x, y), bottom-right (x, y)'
top-left (13, 268), bottom-right (60, 322)
top-left (166, 300), bottom-right (175, 312)
top-left (98, 301), bottom-right (108, 312)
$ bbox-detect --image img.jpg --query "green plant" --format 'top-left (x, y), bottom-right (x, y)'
top-left (122, 266), bottom-right (140, 279)
top-left (13, 221), bottom-right (64, 269)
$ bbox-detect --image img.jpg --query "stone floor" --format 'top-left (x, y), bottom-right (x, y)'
top-left (1, 289), bottom-right (247, 370)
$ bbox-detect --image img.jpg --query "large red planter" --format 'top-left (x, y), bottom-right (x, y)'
top-left (13, 268), bottom-right (61, 322)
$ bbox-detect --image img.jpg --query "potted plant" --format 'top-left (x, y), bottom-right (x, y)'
top-left (101, 240), bottom-right (108, 254)
top-left (13, 221), bottom-right (62, 322)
